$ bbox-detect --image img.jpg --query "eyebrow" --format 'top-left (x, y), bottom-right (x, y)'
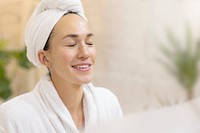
top-left (86, 33), bottom-right (94, 37)
top-left (62, 33), bottom-right (94, 39)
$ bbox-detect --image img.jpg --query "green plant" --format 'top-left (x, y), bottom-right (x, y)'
top-left (0, 40), bottom-right (33, 100)
top-left (159, 24), bottom-right (200, 99)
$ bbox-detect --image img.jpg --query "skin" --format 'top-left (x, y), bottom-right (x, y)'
top-left (38, 14), bottom-right (96, 129)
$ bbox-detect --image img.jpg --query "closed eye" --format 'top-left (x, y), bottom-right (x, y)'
top-left (66, 44), bottom-right (77, 47)
top-left (86, 43), bottom-right (93, 46)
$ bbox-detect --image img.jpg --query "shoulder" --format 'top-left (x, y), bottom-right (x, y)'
top-left (0, 91), bottom-right (46, 132)
top-left (97, 87), bottom-right (119, 101)
top-left (0, 91), bottom-right (38, 122)
top-left (85, 83), bottom-right (123, 117)
top-left (87, 84), bottom-right (119, 102)
top-left (0, 91), bottom-right (36, 109)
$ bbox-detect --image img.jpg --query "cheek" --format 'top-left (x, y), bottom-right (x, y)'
top-left (49, 50), bottom-right (74, 66)
top-left (60, 50), bottom-right (76, 65)
top-left (91, 48), bottom-right (97, 60)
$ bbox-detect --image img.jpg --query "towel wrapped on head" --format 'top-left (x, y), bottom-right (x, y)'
top-left (25, 0), bottom-right (86, 67)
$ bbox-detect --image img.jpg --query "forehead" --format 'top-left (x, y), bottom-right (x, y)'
top-left (53, 14), bottom-right (90, 36)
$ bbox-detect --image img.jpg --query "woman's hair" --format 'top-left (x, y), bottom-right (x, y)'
top-left (43, 11), bottom-right (79, 51)
top-left (43, 32), bottom-right (52, 51)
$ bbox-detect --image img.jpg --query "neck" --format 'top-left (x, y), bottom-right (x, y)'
top-left (51, 75), bottom-right (85, 129)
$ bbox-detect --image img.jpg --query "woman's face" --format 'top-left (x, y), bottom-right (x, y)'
top-left (41, 14), bottom-right (96, 85)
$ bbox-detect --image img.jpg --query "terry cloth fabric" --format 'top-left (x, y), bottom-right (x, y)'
top-left (0, 75), bottom-right (123, 133)
top-left (25, 0), bottom-right (87, 67)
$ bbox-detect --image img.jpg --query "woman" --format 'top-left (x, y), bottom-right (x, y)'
top-left (0, 0), bottom-right (123, 133)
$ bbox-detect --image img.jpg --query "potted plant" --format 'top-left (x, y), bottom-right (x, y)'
top-left (0, 39), bottom-right (33, 100)
top-left (159, 24), bottom-right (200, 99)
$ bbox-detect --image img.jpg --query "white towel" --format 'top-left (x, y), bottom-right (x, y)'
top-left (0, 75), bottom-right (123, 133)
top-left (25, 0), bottom-right (86, 67)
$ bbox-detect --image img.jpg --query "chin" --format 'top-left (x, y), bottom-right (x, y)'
top-left (80, 79), bottom-right (92, 84)
top-left (78, 77), bottom-right (92, 84)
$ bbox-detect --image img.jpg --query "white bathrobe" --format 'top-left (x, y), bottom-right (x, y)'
top-left (0, 75), bottom-right (123, 133)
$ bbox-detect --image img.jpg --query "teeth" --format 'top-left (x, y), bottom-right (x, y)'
top-left (74, 65), bottom-right (89, 69)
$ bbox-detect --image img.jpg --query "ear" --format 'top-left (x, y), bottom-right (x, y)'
top-left (38, 50), bottom-right (50, 67)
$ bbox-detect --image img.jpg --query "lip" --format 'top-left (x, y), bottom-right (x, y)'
top-left (71, 63), bottom-right (92, 72)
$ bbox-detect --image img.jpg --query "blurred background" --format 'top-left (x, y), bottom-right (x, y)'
top-left (0, 0), bottom-right (200, 115)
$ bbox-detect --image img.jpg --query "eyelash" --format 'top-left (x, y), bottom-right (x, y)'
top-left (66, 43), bottom-right (93, 47)
top-left (86, 43), bottom-right (93, 46)
top-left (67, 44), bottom-right (77, 47)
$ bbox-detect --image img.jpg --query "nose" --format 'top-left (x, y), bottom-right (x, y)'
top-left (77, 43), bottom-right (90, 60)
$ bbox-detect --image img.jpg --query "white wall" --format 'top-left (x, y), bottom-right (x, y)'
top-left (83, 0), bottom-right (200, 114)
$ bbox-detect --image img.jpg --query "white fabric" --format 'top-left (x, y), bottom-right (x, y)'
top-left (85, 97), bottom-right (200, 133)
top-left (25, 0), bottom-right (86, 67)
top-left (0, 75), bottom-right (122, 133)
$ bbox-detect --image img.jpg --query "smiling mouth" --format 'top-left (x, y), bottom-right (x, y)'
top-left (72, 64), bottom-right (92, 71)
